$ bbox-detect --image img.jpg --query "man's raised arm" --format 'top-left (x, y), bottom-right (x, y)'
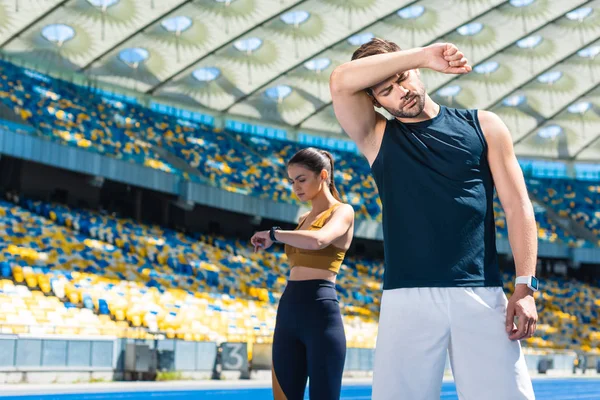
top-left (330, 43), bottom-right (470, 161)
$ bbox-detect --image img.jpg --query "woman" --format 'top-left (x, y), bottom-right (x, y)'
top-left (251, 147), bottom-right (355, 400)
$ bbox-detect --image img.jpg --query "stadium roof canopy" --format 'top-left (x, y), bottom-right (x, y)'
top-left (0, 0), bottom-right (598, 160)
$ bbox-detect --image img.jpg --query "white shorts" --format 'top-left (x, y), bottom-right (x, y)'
top-left (372, 287), bottom-right (535, 400)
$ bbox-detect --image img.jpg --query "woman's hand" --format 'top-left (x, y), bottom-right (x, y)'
top-left (251, 231), bottom-right (273, 253)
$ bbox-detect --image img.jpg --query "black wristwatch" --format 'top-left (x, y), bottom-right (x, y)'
top-left (270, 226), bottom-right (281, 243)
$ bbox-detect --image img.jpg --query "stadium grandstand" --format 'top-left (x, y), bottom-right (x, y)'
top-left (0, 0), bottom-right (598, 398)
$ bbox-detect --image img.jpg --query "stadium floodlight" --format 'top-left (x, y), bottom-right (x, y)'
top-left (537, 125), bottom-right (563, 140)
top-left (265, 85), bottom-right (292, 102)
top-left (516, 35), bottom-right (542, 49)
top-left (161, 16), bottom-right (193, 33)
top-left (568, 102), bottom-right (592, 135)
top-left (578, 46), bottom-right (600, 58)
top-left (474, 61), bottom-right (500, 74)
top-left (502, 94), bottom-right (526, 107)
top-left (566, 7), bottom-right (593, 22)
top-left (509, 0), bottom-right (535, 7)
top-left (397, 5), bottom-right (425, 19)
top-left (456, 22), bottom-right (483, 36)
top-left (87, 0), bottom-right (119, 8)
top-left (537, 71), bottom-right (562, 84)
top-left (233, 38), bottom-right (263, 53)
top-left (437, 85), bottom-right (461, 98)
top-left (347, 32), bottom-right (374, 46)
top-left (280, 10), bottom-right (310, 26)
top-left (192, 67), bottom-right (221, 82)
top-left (304, 58), bottom-right (331, 72)
top-left (118, 48), bottom-right (149, 68)
top-left (568, 102), bottom-right (592, 114)
top-left (41, 24), bottom-right (75, 46)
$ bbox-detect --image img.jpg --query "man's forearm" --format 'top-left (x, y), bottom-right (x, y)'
top-left (330, 47), bottom-right (426, 94)
top-left (506, 206), bottom-right (538, 278)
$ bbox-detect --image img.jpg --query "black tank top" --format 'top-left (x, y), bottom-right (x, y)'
top-left (370, 106), bottom-right (502, 290)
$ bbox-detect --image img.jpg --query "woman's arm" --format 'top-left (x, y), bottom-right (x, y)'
top-left (251, 204), bottom-right (354, 252)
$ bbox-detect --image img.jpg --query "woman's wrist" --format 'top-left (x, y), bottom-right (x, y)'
top-left (270, 226), bottom-right (281, 243)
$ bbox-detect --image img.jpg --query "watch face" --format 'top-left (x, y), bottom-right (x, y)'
top-left (531, 276), bottom-right (539, 290)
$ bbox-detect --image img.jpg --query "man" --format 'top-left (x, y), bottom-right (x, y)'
top-left (329, 38), bottom-right (538, 399)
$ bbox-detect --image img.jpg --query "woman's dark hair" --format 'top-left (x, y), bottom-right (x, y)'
top-left (287, 147), bottom-right (342, 202)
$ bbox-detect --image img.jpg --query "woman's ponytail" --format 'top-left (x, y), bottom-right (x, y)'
top-left (320, 150), bottom-right (342, 202)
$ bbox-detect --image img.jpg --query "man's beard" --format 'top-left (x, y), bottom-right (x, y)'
top-left (387, 93), bottom-right (426, 119)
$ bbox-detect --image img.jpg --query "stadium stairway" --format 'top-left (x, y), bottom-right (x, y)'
top-left (150, 143), bottom-right (208, 184)
top-left (529, 191), bottom-right (599, 245)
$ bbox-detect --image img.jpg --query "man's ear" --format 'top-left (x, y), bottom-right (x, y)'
top-left (367, 91), bottom-right (382, 108)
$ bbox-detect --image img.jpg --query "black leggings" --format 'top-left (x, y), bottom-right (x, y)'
top-left (272, 279), bottom-right (346, 400)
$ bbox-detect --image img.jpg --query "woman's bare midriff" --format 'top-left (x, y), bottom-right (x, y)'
top-left (289, 266), bottom-right (336, 282)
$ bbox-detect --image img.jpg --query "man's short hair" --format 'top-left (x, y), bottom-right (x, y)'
top-left (351, 38), bottom-right (402, 61)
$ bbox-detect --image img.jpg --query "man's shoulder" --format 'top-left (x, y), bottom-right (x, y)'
top-left (443, 106), bottom-right (478, 121)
